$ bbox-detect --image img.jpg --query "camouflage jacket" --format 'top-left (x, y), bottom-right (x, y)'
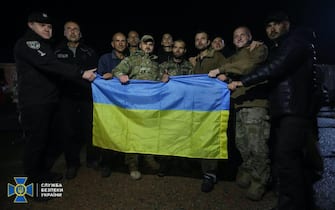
top-left (113, 50), bottom-right (160, 81)
top-left (159, 59), bottom-right (194, 76)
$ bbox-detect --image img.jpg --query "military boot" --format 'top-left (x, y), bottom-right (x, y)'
top-left (143, 155), bottom-right (160, 171)
top-left (236, 169), bottom-right (251, 188)
top-left (128, 163), bottom-right (141, 180)
top-left (246, 179), bottom-right (266, 201)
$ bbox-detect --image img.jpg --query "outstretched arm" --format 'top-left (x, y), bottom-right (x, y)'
top-left (82, 68), bottom-right (97, 82)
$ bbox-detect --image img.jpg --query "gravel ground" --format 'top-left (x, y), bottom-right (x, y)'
top-left (1, 108), bottom-right (335, 210)
top-left (0, 131), bottom-right (277, 210)
top-left (1, 168), bottom-right (277, 210)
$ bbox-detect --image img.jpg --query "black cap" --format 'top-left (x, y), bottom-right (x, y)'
top-left (264, 11), bottom-right (289, 25)
top-left (28, 12), bottom-right (52, 24)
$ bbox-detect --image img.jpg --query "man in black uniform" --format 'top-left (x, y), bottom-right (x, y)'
top-left (54, 20), bottom-right (100, 179)
top-left (13, 12), bottom-right (96, 185)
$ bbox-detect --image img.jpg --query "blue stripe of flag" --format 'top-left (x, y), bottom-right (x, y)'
top-left (92, 74), bottom-right (230, 111)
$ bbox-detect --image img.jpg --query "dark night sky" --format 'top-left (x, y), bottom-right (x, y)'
top-left (1, 0), bottom-right (334, 64)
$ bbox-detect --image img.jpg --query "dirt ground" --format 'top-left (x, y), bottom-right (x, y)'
top-left (0, 131), bottom-right (277, 210)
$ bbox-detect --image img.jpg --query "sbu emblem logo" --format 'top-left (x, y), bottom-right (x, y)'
top-left (8, 177), bottom-right (33, 203)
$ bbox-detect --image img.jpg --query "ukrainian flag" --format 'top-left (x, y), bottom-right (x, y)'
top-left (92, 74), bottom-right (230, 159)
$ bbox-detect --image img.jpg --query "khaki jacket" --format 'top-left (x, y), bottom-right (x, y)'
top-left (193, 48), bottom-right (226, 74)
top-left (219, 44), bottom-right (269, 109)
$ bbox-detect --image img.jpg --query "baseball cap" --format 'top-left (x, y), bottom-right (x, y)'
top-left (28, 12), bottom-right (52, 24)
top-left (264, 11), bottom-right (289, 25)
top-left (140, 35), bottom-right (154, 43)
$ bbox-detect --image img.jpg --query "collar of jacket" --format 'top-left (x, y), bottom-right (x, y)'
top-left (25, 28), bottom-right (53, 45)
top-left (197, 48), bottom-right (216, 61)
top-left (135, 50), bottom-right (158, 60)
top-left (271, 31), bottom-right (290, 48)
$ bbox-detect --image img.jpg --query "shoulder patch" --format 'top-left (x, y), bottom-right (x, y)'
top-left (56, 53), bottom-right (69, 58)
top-left (26, 41), bottom-right (40, 49)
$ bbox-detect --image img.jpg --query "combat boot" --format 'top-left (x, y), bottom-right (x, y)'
top-left (143, 155), bottom-right (160, 171)
top-left (246, 179), bottom-right (266, 201)
top-left (128, 163), bottom-right (141, 180)
top-left (236, 169), bottom-right (251, 188)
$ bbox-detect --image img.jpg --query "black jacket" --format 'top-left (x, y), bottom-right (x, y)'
top-left (241, 28), bottom-right (317, 118)
top-left (14, 29), bottom-right (82, 108)
top-left (54, 40), bottom-right (98, 99)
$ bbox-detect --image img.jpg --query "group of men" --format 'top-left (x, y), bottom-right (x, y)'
top-left (14, 10), bottom-right (322, 209)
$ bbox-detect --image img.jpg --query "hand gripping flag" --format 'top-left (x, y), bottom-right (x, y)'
top-left (92, 74), bottom-right (230, 159)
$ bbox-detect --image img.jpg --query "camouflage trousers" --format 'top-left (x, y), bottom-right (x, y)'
top-left (235, 107), bottom-right (271, 185)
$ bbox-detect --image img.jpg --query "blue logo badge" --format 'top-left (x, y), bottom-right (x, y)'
top-left (8, 177), bottom-right (33, 203)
